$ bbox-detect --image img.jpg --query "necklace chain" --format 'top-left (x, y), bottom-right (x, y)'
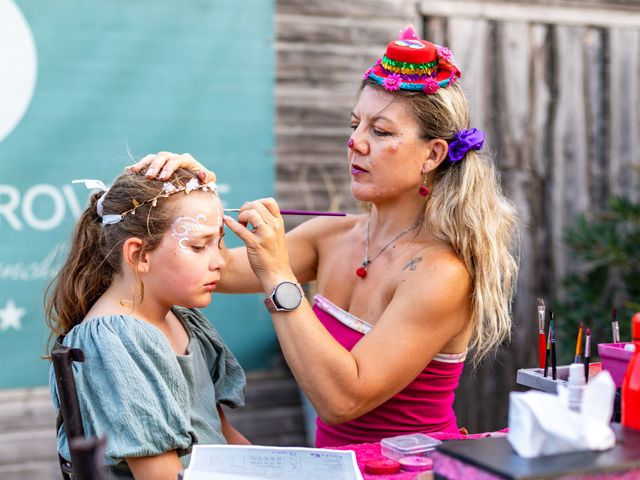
top-left (362, 218), bottom-right (420, 269)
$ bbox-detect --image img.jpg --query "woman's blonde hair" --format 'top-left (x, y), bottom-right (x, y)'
top-left (363, 79), bottom-right (520, 364)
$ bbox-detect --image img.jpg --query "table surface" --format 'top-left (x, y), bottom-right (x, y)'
top-left (334, 429), bottom-right (640, 480)
top-left (333, 430), bottom-right (500, 479)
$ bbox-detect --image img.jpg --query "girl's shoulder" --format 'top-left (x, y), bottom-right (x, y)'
top-left (63, 313), bottom-right (173, 361)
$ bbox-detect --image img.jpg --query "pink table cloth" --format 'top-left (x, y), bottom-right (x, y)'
top-left (332, 430), bottom-right (640, 480)
top-left (333, 430), bottom-right (500, 479)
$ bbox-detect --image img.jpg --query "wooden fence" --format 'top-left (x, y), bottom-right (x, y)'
top-left (276, 0), bottom-right (640, 431)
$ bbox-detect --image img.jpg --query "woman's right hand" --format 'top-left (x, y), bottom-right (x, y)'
top-left (223, 198), bottom-right (297, 293)
top-left (126, 152), bottom-right (216, 183)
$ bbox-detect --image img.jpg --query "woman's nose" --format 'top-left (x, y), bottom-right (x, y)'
top-left (348, 132), bottom-right (367, 154)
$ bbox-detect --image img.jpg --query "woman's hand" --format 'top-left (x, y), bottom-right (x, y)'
top-left (126, 152), bottom-right (216, 183)
top-left (223, 198), bottom-right (296, 292)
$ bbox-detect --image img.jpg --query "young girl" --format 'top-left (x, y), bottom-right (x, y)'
top-left (46, 169), bottom-right (248, 480)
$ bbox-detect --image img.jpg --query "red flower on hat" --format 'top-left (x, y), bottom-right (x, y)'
top-left (424, 78), bottom-right (440, 94)
top-left (383, 73), bottom-right (402, 91)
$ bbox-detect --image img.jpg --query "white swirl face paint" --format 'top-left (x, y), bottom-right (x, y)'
top-left (170, 207), bottom-right (223, 253)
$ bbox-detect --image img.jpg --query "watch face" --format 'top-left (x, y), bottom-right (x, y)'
top-left (274, 282), bottom-right (302, 310)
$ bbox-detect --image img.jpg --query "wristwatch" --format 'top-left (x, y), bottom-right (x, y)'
top-left (264, 281), bottom-right (305, 313)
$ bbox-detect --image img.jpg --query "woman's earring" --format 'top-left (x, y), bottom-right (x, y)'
top-left (419, 178), bottom-right (430, 196)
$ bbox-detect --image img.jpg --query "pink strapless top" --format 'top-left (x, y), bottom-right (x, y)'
top-left (313, 294), bottom-right (466, 448)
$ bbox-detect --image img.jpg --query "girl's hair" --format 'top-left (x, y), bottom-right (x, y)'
top-left (45, 168), bottom-right (203, 344)
top-left (363, 78), bottom-right (520, 364)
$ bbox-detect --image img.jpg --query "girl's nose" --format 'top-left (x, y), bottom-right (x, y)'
top-left (210, 248), bottom-right (226, 271)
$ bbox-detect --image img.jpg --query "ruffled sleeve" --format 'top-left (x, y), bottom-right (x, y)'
top-left (174, 307), bottom-right (246, 408)
top-left (49, 315), bottom-right (196, 465)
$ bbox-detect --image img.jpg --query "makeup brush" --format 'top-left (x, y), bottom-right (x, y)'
top-left (224, 208), bottom-right (346, 217)
top-left (544, 315), bottom-right (553, 378)
top-left (612, 306), bottom-right (620, 343)
top-left (584, 327), bottom-right (591, 383)
top-left (551, 321), bottom-right (557, 381)
top-left (574, 321), bottom-right (584, 363)
top-left (537, 298), bottom-right (546, 369)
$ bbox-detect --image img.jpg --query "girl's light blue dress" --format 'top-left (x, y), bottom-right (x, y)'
top-left (49, 306), bottom-right (246, 479)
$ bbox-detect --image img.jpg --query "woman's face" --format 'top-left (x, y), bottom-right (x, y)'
top-left (348, 86), bottom-right (431, 203)
top-left (143, 192), bottom-right (226, 309)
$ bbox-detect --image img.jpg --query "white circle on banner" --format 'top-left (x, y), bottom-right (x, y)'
top-left (0, 0), bottom-right (37, 142)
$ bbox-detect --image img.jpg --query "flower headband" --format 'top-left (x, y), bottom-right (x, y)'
top-left (72, 177), bottom-right (218, 225)
top-left (364, 24), bottom-right (461, 94)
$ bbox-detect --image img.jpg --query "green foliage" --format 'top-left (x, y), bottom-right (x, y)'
top-left (555, 190), bottom-right (640, 363)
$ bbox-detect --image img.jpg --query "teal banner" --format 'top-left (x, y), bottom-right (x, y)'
top-left (0, 0), bottom-right (277, 388)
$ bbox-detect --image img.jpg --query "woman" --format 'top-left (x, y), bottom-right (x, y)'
top-left (130, 26), bottom-right (519, 447)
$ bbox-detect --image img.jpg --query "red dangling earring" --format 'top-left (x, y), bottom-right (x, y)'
top-left (419, 178), bottom-right (430, 196)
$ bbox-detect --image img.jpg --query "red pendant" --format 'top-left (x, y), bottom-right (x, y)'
top-left (356, 267), bottom-right (367, 278)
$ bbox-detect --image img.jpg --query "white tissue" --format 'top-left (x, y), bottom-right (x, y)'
top-left (507, 370), bottom-right (616, 458)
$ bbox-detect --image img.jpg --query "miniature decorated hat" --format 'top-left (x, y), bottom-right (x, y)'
top-left (364, 25), bottom-right (461, 94)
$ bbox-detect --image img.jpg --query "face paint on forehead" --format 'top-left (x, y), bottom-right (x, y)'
top-left (171, 211), bottom-right (222, 252)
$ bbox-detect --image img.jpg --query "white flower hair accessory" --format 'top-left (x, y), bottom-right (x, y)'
top-left (73, 177), bottom-right (218, 225)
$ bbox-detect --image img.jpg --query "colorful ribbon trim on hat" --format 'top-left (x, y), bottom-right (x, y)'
top-left (381, 55), bottom-right (439, 76)
top-left (368, 71), bottom-right (453, 93)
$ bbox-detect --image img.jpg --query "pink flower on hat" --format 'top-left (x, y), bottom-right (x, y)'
top-left (436, 46), bottom-right (453, 63)
top-left (424, 78), bottom-right (440, 94)
top-left (383, 73), bottom-right (402, 91)
top-left (363, 67), bottom-right (375, 79)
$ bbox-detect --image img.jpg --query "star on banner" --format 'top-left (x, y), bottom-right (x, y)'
top-left (0, 299), bottom-right (26, 331)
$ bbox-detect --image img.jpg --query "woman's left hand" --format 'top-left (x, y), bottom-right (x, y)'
top-left (223, 198), bottom-right (296, 291)
top-left (126, 152), bottom-right (216, 183)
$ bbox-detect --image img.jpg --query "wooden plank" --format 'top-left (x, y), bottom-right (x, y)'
top-left (424, 16), bottom-right (447, 45)
top-left (277, 14), bottom-right (400, 45)
top-left (583, 28), bottom-right (608, 207)
top-left (445, 17), bottom-right (489, 129)
top-left (418, 0), bottom-right (640, 29)
top-left (608, 28), bottom-right (640, 200)
top-left (496, 21), bottom-right (535, 370)
top-left (0, 429), bottom-right (58, 465)
top-left (278, 0), bottom-right (419, 20)
top-left (0, 461), bottom-right (60, 480)
top-left (551, 25), bottom-right (590, 282)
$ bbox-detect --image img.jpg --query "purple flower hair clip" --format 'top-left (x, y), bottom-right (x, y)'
top-left (447, 128), bottom-right (485, 162)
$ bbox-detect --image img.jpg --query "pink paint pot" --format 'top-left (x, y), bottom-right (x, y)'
top-left (398, 455), bottom-right (434, 472)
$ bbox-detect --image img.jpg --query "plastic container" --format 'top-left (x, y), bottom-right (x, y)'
top-left (380, 433), bottom-right (442, 461)
top-left (567, 362), bottom-right (585, 412)
top-left (598, 342), bottom-right (634, 387)
top-left (621, 313), bottom-right (640, 430)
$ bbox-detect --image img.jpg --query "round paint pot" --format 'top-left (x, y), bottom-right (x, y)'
top-left (364, 458), bottom-right (401, 474)
top-left (398, 455), bottom-right (434, 472)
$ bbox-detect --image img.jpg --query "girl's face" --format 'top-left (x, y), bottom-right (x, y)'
top-left (348, 86), bottom-right (432, 203)
top-left (143, 192), bottom-right (225, 309)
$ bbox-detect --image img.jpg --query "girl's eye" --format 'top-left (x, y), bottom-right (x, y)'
top-left (191, 245), bottom-right (207, 252)
top-left (350, 124), bottom-right (358, 130)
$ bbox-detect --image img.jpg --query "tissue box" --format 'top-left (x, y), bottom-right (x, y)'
top-left (516, 363), bottom-right (602, 393)
top-left (380, 433), bottom-right (442, 461)
top-left (598, 342), bottom-right (633, 387)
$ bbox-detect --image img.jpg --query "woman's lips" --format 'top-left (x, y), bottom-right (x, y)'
top-left (351, 164), bottom-right (368, 175)
top-left (203, 281), bottom-right (218, 292)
